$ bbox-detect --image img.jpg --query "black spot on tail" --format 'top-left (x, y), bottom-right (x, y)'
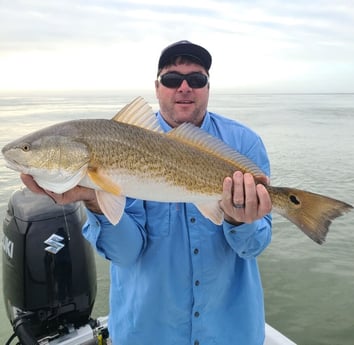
top-left (289, 194), bottom-right (301, 205)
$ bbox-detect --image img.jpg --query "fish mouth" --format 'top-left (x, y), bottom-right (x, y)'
top-left (3, 158), bottom-right (29, 173)
top-left (2, 152), bottom-right (30, 172)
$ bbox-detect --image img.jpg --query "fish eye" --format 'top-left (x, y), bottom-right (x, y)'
top-left (21, 143), bottom-right (31, 152)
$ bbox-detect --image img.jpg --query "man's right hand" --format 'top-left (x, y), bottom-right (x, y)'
top-left (20, 173), bottom-right (101, 213)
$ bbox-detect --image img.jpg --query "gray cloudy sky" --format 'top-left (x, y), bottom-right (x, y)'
top-left (1, 0), bottom-right (354, 92)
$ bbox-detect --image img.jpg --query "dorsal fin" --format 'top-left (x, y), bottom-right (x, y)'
top-left (167, 122), bottom-right (266, 179)
top-left (112, 96), bottom-right (163, 133)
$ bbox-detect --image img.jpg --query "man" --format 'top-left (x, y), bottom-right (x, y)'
top-left (22, 40), bottom-right (272, 345)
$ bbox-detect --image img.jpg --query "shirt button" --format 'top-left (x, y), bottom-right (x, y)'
top-left (195, 280), bottom-right (200, 286)
top-left (194, 311), bottom-right (200, 318)
top-left (194, 248), bottom-right (199, 255)
top-left (190, 217), bottom-right (196, 223)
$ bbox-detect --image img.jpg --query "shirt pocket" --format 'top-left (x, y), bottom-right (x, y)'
top-left (144, 201), bottom-right (171, 238)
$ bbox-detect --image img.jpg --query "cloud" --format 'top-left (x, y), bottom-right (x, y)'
top-left (1, 0), bottom-right (354, 91)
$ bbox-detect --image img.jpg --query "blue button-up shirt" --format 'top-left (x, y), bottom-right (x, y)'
top-left (83, 110), bottom-right (272, 345)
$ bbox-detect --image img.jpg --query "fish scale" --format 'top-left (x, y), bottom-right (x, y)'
top-left (82, 120), bottom-right (231, 194)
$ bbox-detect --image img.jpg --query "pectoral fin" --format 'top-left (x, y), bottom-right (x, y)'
top-left (194, 201), bottom-right (224, 225)
top-left (88, 168), bottom-right (122, 196)
top-left (96, 190), bottom-right (126, 225)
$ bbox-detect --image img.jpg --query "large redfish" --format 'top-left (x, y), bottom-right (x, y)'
top-left (2, 97), bottom-right (352, 244)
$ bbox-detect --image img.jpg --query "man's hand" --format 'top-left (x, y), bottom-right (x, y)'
top-left (219, 171), bottom-right (272, 225)
top-left (20, 173), bottom-right (101, 213)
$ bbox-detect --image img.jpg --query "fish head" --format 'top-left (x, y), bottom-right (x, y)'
top-left (2, 126), bottom-right (90, 192)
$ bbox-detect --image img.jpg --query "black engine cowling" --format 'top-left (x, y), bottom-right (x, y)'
top-left (2, 188), bottom-right (97, 341)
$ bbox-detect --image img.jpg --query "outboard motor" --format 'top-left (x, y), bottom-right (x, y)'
top-left (2, 188), bottom-right (108, 344)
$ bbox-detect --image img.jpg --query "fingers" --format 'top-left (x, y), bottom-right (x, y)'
top-left (242, 173), bottom-right (258, 223)
top-left (20, 173), bottom-right (47, 195)
top-left (20, 173), bottom-right (97, 206)
top-left (232, 171), bottom-right (245, 208)
top-left (45, 186), bottom-right (96, 205)
top-left (221, 171), bottom-right (271, 224)
top-left (45, 190), bottom-right (71, 204)
top-left (231, 172), bottom-right (257, 223)
top-left (256, 183), bottom-right (272, 217)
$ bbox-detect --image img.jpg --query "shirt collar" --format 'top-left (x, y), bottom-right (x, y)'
top-left (156, 111), bottom-right (211, 132)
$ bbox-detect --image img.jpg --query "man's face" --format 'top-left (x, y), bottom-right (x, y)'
top-left (155, 62), bottom-right (210, 128)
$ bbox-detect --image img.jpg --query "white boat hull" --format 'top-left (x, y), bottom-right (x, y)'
top-left (265, 323), bottom-right (297, 345)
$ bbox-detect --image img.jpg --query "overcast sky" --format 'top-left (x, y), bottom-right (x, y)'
top-left (1, 0), bottom-right (354, 92)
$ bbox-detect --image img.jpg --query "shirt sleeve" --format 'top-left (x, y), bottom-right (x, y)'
top-left (222, 214), bottom-right (272, 258)
top-left (82, 198), bottom-right (147, 266)
top-left (220, 121), bottom-right (272, 258)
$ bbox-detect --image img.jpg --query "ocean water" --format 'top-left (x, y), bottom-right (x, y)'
top-left (0, 91), bottom-right (353, 345)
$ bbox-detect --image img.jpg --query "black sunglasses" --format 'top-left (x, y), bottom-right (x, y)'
top-left (158, 72), bottom-right (209, 89)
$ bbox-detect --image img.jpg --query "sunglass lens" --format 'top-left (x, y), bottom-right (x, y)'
top-left (160, 73), bottom-right (183, 88)
top-left (160, 73), bottom-right (208, 88)
top-left (187, 74), bottom-right (208, 88)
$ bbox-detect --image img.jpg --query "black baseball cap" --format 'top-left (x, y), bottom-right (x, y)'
top-left (158, 40), bottom-right (212, 72)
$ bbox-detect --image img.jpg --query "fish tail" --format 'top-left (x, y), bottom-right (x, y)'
top-left (267, 186), bottom-right (353, 244)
